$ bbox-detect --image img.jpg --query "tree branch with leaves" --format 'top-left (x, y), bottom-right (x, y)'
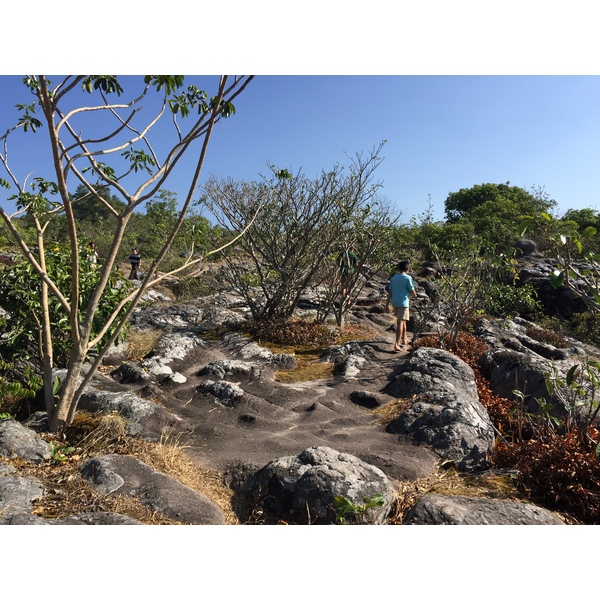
top-left (0, 75), bottom-right (254, 433)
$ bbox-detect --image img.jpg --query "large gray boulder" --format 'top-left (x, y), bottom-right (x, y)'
top-left (81, 454), bottom-right (225, 524)
top-left (403, 493), bottom-right (564, 525)
top-left (0, 419), bottom-right (51, 463)
top-left (78, 386), bottom-right (183, 441)
top-left (385, 347), bottom-right (495, 472)
top-left (241, 446), bottom-right (396, 525)
top-left (0, 474), bottom-right (45, 523)
top-left (475, 318), bottom-right (581, 417)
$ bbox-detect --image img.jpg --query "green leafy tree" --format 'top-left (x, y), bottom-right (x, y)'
top-left (0, 242), bottom-right (130, 366)
top-left (0, 75), bottom-right (254, 433)
top-left (560, 208), bottom-right (600, 254)
top-left (444, 183), bottom-right (557, 253)
top-left (445, 182), bottom-right (556, 223)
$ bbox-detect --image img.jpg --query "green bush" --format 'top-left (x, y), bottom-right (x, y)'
top-left (481, 282), bottom-right (542, 319)
top-left (570, 311), bottom-right (600, 347)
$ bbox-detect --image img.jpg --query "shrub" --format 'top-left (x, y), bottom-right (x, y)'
top-left (570, 311), bottom-right (600, 347)
top-left (481, 282), bottom-right (542, 319)
top-left (493, 433), bottom-right (600, 523)
top-left (421, 330), bottom-right (600, 523)
top-left (525, 325), bottom-right (572, 349)
top-left (241, 318), bottom-right (339, 349)
top-left (172, 275), bottom-right (212, 302)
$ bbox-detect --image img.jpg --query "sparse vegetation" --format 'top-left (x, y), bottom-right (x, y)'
top-left (240, 318), bottom-right (339, 349)
top-left (416, 331), bottom-right (600, 524)
top-left (15, 412), bottom-right (240, 524)
top-left (525, 325), bottom-right (572, 348)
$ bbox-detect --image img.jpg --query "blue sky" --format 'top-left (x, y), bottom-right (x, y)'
top-left (2, 74), bottom-right (600, 224)
top-left (203, 74), bottom-right (600, 221)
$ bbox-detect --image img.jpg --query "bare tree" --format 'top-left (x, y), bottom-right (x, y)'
top-left (312, 198), bottom-right (400, 326)
top-left (0, 75), bottom-right (254, 432)
top-left (203, 142), bottom-right (386, 321)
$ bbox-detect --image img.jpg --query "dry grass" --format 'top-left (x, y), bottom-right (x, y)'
top-left (126, 327), bottom-right (164, 361)
top-left (338, 321), bottom-right (380, 343)
top-left (124, 431), bottom-right (240, 524)
top-left (386, 465), bottom-right (528, 524)
top-left (268, 321), bottom-right (379, 384)
top-left (372, 397), bottom-right (413, 426)
top-left (275, 351), bottom-right (335, 383)
top-left (17, 412), bottom-right (240, 524)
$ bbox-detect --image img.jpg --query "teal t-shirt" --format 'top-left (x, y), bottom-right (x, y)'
top-left (388, 272), bottom-right (415, 308)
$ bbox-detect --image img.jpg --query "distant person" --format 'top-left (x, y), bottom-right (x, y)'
top-left (385, 260), bottom-right (417, 351)
top-left (338, 245), bottom-right (358, 297)
top-left (128, 248), bottom-right (141, 280)
top-left (87, 242), bottom-right (98, 267)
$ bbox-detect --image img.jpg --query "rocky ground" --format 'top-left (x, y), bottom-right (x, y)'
top-left (1, 257), bottom-right (590, 525)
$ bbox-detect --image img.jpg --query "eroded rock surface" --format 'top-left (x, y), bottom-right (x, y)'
top-left (403, 493), bottom-right (564, 525)
top-left (81, 454), bottom-right (225, 524)
top-left (385, 347), bottom-right (495, 472)
top-left (241, 446), bottom-right (396, 524)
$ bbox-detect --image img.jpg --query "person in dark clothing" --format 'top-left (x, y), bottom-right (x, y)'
top-left (128, 248), bottom-right (141, 280)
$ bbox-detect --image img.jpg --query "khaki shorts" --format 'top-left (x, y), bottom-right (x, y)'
top-left (395, 306), bottom-right (410, 321)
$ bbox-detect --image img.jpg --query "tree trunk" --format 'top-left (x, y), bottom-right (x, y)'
top-left (48, 348), bottom-right (86, 433)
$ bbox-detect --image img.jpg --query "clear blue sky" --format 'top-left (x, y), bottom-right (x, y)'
top-left (203, 74), bottom-right (600, 221)
top-left (1, 74), bottom-right (600, 224)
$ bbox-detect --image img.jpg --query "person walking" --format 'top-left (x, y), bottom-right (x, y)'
top-left (338, 245), bottom-right (358, 297)
top-left (128, 248), bottom-right (141, 280)
top-left (385, 260), bottom-right (417, 351)
top-left (87, 242), bottom-right (99, 268)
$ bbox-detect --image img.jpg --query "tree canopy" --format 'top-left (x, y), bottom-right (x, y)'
top-left (444, 182), bottom-right (557, 223)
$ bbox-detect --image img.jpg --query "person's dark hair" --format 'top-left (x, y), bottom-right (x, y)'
top-left (397, 260), bottom-right (410, 272)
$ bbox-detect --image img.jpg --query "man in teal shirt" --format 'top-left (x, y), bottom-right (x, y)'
top-left (385, 260), bottom-right (417, 351)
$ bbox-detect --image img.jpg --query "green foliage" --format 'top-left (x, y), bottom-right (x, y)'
top-left (519, 213), bottom-right (600, 314)
top-left (333, 493), bottom-right (385, 524)
top-left (172, 274), bottom-right (215, 302)
top-left (545, 359), bottom-right (600, 446)
top-left (0, 359), bottom-right (43, 418)
top-left (569, 311), bottom-right (600, 346)
top-left (49, 441), bottom-right (76, 463)
top-left (445, 182), bottom-right (556, 223)
top-left (481, 282), bottom-right (542, 319)
top-left (0, 243), bottom-right (131, 366)
top-left (16, 101), bottom-right (43, 132)
top-left (561, 207), bottom-right (600, 233)
top-left (81, 76), bottom-right (124, 96)
top-left (442, 183), bottom-right (557, 254)
top-left (121, 148), bottom-right (156, 174)
top-left (421, 249), bottom-right (519, 349)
